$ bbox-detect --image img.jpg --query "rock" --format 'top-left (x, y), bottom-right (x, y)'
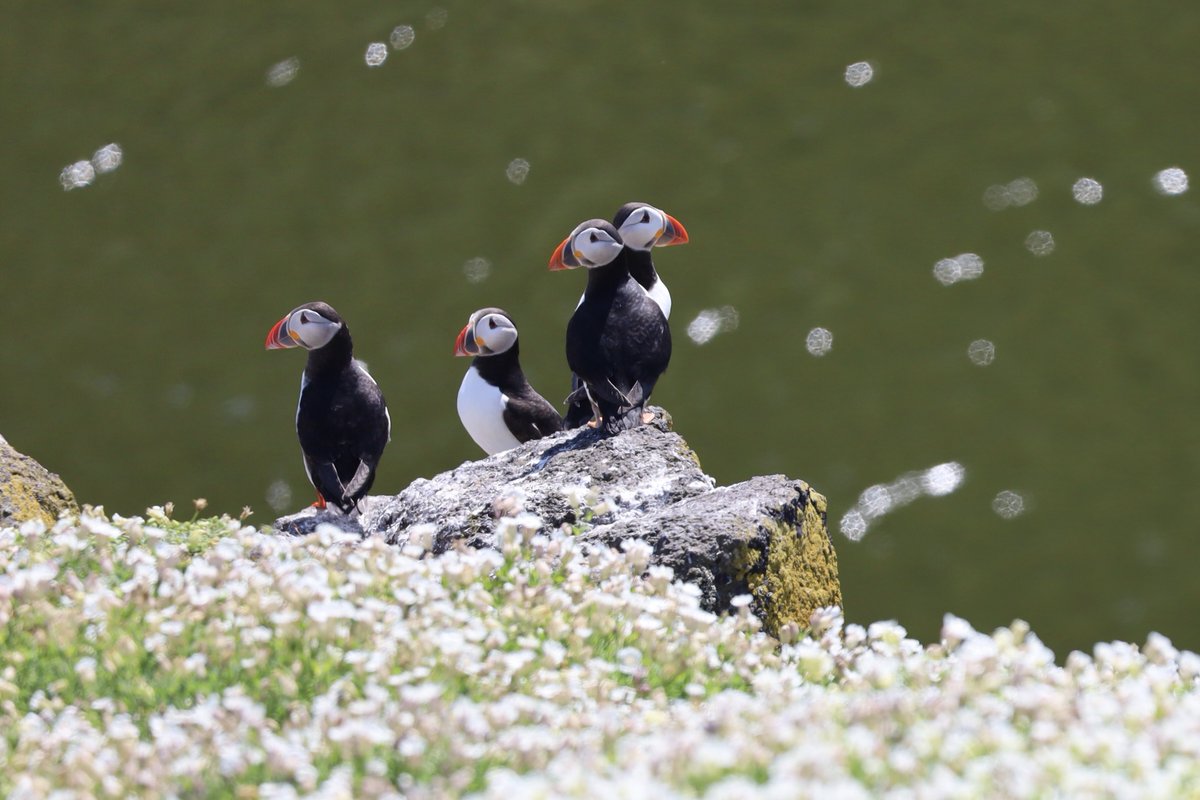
top-left (276, 409), bottom-right (713, 545)
top-left (583, 476), bottom-right (841, 637)
top-left (273, 507), bottom-right (365, 537)
top-left (0, 436), bottom-right (79, 527)
top-left (272, 408), bottom-right (842, 633)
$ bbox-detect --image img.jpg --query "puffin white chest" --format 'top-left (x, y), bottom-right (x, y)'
top-left (576, 279), bottom-right (671, 319)
top-left (457, 366), bottom-right (522, 455)
top-left (646, 279), bottom-right (672, 319)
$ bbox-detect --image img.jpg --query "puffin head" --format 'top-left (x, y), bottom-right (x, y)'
top-left (454, 307), bottom-right (518, 357)
top-left (612, 202), bottom-right (689, 251)
top-left (265, 301), bottom-right (345, 350)
top-left (548, 219), bottom-right (624, 271)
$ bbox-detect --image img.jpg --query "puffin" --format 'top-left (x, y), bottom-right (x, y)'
top-left (564, 202), bottom-right (688, 427)
top-left (454, 307), bottom-right (563, 455)
top-left (611, 201), bottom-right (689, 318)
top-left (550, 219), bottom-right (671, 434)
top-left (265, 301), bottom-right (390, 514)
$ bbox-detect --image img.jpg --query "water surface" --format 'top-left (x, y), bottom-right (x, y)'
top-left (3, 1), bottom-right (1198, 654)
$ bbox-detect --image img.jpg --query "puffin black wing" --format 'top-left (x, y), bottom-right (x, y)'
top-left (297, 362), bottom-right (389, 513)
top-left (502, 390), bottom-right (565, 443)
top-left (566, 274), bottom-right (671, 434)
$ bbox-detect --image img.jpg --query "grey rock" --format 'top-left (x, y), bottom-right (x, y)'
top-left (274, 409), bottom-right (709, 544)
top-left (271, 407), bottom-right (842, 633)
top-left (272, 506), bottom-right (365, 537)
top-left (583, 475), bottom-right (841, 636)
top-left (1, 436), bottom-right (79, 527)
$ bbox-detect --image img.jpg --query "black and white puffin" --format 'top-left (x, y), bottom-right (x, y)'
top-left (550, 219), bottom-right (671, 434)
top-left (454, 307), bottom-right (563, 455)
top-left (611, 201), bottom-right (689, 318)
top-left (567, 202), bottom-right (688, 317)
top-left (564, 203), bottom-right (689, 426)
top-left (265, 301), bottom-right (390, 514)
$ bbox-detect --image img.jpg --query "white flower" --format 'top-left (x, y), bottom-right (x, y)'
top-left (74, 657), bottom-right (98, 682)
top-left (942, 614), bottom-right (976, 647)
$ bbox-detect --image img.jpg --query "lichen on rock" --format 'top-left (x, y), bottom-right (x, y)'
top-left (745, 487), bottom-right (842, 637)
top-left (0, 436), bottom-right (78, 527)
top-left (588, 475), bottom-right (840, 636)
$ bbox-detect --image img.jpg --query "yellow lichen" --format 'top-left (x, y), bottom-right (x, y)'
top-left (730, 541), bottom-right (762, 583)
top-left (0, 475), bottom-right (57, 527)
top-left (0, 446), bottom-right (78, 527)
top-left (747, 484), bottom-right (842, 638)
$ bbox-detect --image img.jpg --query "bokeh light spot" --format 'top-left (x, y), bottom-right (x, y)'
top-left (933, 253), bottom-right (984, 286)
top-left (505, 158), bottom-right (530, 185)
top-left (1153, 167), bottom-right (1189, 196)
top-left (365, 43), bottom-right (389, 67)
top-left (967, 339), bottom-right (995, 366)
top-left (840, 462), bottom-right (967, 539)
top-left (923, 462), bottom-right (966, 497)
top-left (844, 61), bottom-right (874, 88)
top-left (91, 143), bottom-right (123, 174)
top-left (805, 327), bottom-right (833, 357)
top-left (390, 25), bottom-right (416, 50)
top-left (463, 257), bottom-right (491, 284)
top-left (266, 480), bottom-right (293, 512)
top-left (1072, 177), bottom-right (1103, 205)
top-left (983, 177), bottom-right (1038, 210)
top-left (60, 160), bottom-right (96, 191)
top-left (686, 306), bottom-right (739, 346)
top-left (992, 490), bottom-right (1026, 519)
top-left (265, 57), bottom-right (300, 87)
top-left (1025, 230), bottom-right (1055, 257)
top-left (840, 510), bottom-right (868, 541)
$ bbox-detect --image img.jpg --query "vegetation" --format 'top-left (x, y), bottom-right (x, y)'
top-left (2, 507), bottom-right (1198, 798)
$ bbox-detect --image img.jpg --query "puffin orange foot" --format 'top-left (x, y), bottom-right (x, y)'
top-left (311, 494), bottom-right (327, 510)
top-left (586, 417), bottom-right (601, 429)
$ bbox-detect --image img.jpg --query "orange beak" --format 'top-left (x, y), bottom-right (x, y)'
top-left (453, 323), bottom-right (476, 356)
top-left (265, 314), bottom-right (295, 349)
top-left (548, 237), bottom-right (571, 271)
top-left (658, 213), bottom-right (689, 246)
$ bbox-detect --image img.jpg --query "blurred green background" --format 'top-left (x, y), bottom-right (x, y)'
top-left (3, 1), bottom-right (1198, 655)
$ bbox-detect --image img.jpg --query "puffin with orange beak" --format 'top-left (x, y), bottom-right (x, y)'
top-left (265, 301), bottom-right (389, 514)
top-left (454, 307), bottom-right (562, 455)
top-left (550, 218), bottom-right (672, 434)
top-left (611, 201), bottom-right (689, 318)
top-left (563, 202), bottom-right (688, 427)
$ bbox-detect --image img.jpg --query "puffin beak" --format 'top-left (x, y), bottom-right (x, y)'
top-left (548, 237), bottom-right (575, 271)
top-left (265, 315), bottom-right (298, 350)
top-left (453, 323), bottom-right (478, 356)
top-left (657, 214), bottom-right (689, 246)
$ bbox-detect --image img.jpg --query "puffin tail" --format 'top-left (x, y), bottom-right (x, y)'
top-left (599, 403), bottom-right (645, 434)
top-left (340, 459), bottom-right (377, 515)
top-left (597, 380), bottom-right (647, 434)
top-left (562, 375), bottom-right (594, 429)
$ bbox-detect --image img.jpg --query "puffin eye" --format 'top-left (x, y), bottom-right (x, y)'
top-left (641, 211), bottom-right (651, 223)
top-left (589, 233), bottom-right (597, 243)
top-left (300, 312), bottom-right (312, 324)
top-left (488, 318), bottom-right (496, 329)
